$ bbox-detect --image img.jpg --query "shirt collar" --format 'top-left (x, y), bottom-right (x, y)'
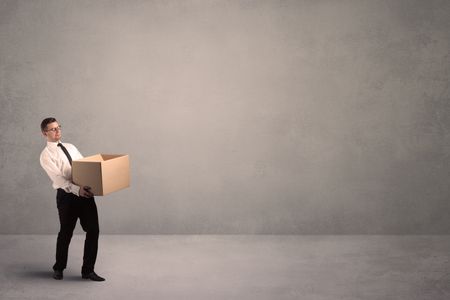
top-left (47, 140), bottom-right (62, 148)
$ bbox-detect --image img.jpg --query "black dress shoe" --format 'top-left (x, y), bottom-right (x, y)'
top-left (82, 271), bottom-right (105, 281)
top-left (53, 270), bottom-right (63, 280)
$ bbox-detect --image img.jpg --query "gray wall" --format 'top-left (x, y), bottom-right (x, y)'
top-left (1, 0), bottom-right (449, 234)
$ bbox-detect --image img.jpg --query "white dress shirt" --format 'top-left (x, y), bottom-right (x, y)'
top-left (40, 141), bottom-right (83, 196)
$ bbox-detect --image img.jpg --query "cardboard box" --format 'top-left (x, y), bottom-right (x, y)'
top-left (72, 154), bottom-right (130, 196)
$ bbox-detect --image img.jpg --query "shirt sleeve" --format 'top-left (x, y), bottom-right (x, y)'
top-left (68, 143), bottom-right (84, 160)
top-left (40, 152), bottom-right (81, 196)
top-left (73, 145), bottom-right (83, 159)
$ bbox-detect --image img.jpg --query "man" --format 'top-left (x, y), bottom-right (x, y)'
top-left (40, 117), bottom-right (105, 281)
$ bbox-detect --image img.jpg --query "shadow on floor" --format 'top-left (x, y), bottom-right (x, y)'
top-left (7, 264), bottom-right (87, 281)
top-left (20, 269), bottom-right (53, 279)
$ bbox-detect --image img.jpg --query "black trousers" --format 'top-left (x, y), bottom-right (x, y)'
top-left (53, 188), bottom-right (99, 274)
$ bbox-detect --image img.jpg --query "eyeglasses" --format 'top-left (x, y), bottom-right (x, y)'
top-left (46, 125), bottom-right (62, 132)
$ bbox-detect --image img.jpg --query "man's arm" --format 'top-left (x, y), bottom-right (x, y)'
top-left (71, 144), bottom-right (83, 160)
top-left (40, 153), bottom-right (81, 196)
top-left (64, 144), bottom-right (93, 198)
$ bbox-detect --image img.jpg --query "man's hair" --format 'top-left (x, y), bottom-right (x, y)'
top-left (41, 117), bottom-right (57, 132)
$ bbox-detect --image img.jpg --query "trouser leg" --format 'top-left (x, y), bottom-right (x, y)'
top-left (53, 191), bottom-right (78, 271)
top-left (79, 197), bottom-right (100, 275)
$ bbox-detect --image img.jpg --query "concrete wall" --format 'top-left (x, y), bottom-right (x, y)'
top-left (1, 0), bottom-right (449, 234)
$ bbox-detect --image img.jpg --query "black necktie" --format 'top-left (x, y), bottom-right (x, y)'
top-left (58, 143), bottom-right (73, 166)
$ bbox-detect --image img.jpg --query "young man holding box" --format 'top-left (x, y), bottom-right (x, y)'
top-left (40, 117), bottom-right (105, 282)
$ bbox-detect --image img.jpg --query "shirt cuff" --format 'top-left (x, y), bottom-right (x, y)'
top-left (72, 184), bottom-right (81, 196)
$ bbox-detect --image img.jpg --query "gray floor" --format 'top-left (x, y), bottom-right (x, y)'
top-left (1, 235), bottom-right (450, 300)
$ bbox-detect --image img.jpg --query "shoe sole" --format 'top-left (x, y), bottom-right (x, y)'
top-left (82, 276), bottom-right (105, 281)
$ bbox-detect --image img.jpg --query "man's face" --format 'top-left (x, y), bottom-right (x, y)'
top-left (42, 121), bottom-right (62, 142)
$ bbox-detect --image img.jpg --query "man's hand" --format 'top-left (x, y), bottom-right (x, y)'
top-left (80, 186), bottom-right (94, 198)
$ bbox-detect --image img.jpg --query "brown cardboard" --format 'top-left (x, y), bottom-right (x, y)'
top-left (72, 154), bottom-right (130, 196)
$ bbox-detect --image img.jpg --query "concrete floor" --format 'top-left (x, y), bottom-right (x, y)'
top-left (1, 235), bottom-right (450, 300)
